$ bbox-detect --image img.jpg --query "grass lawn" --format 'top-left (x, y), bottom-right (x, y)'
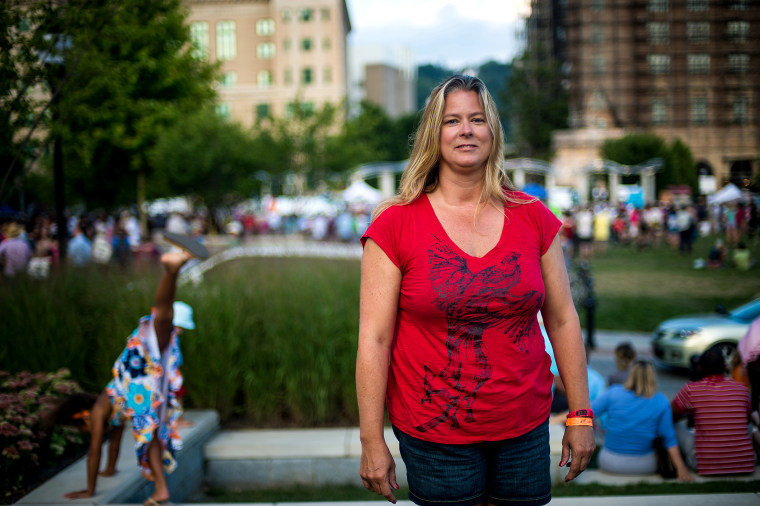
top-left (580, 233), bottom-right (760, 332)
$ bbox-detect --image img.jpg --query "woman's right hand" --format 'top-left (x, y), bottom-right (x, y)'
top-left (360, 439), bottom-right (399, 503)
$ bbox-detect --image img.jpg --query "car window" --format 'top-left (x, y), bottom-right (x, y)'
top-left (730, 299), bottom-right (760, 323)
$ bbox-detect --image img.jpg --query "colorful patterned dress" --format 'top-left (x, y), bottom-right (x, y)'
top-left (106, 312), bottom-right (183, 480)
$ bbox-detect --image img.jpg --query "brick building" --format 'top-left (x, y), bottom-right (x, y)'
top-left (526, 0), bottom-right (759, 200)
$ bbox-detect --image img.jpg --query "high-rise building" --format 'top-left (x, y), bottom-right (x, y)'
top-left (185, 0), bottom-right (351, 127)
top-left (348, 44), bottom-right (417, 119)
top-left (527, 0), bottom-right (759, 197)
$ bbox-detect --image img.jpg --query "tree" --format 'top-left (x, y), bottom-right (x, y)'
top-left (148, 109), bottom-right (262, 207)
top-left (600, 132), bottom-right (697, 195)
top-left (504, 53), bottom-right (568, 159)
top-left (54, 0), bottom-right (218, 213)
top-left (0, 1), bottom-right (58, 209)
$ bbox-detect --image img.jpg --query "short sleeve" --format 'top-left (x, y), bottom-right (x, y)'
top-left (672, 384), bottom-right (693, 412)
top-left (533, 200), bottom-right (562, 256)
top-left (361, 205), bottom-right (403, 270)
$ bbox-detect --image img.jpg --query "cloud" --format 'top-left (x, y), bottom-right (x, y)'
top-left (349, 15), bottom-right (524, 68)
top-left (347, 0), bottom-right (527, 68)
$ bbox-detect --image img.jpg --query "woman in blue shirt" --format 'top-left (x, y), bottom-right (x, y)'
top-left (592, 360), bottom-right (692, 481)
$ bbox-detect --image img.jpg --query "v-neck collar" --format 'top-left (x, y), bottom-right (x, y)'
top-left (422, 193), bottom-right (506, 261)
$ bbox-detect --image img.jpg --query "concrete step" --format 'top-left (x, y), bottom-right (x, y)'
top-left (19, 410), bottom-right (219, 505)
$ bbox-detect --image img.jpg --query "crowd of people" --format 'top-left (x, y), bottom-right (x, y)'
top-left (557, 198), bottom-right (758, 267)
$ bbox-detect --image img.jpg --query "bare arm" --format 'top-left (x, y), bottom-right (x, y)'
top-left (667, 445), bottom-right (693, 482)
top-left (64, 394), bottom-right (110, 499)
top-left (356, 239), bottom-right (401, 503)
top-left (153, 251), bottom-right (191, 351)
top-left (540, 235), bottom-right (595, 481)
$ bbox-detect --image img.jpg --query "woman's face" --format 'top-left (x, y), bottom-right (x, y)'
top-left (438, 89), bottom-right (492, 175)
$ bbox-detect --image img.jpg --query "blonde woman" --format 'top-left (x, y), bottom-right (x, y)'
top-left (356, 75), bottom-right (594, 506)
top-left (592, 360), bottom-right (692, 481)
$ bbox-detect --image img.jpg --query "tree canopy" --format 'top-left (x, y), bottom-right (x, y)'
top-left (600, 132), bottom-right (697, 195)
top-left (504, 53), bottom-right (568, 159)
top-left (1, 0), bottom-right (218, 211)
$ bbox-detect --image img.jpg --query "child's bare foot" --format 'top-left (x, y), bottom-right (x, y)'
top-left (99, 468), bottom-right (117, 477)
top-left (177, 417), bottom-right (194, 428)
top-left (160, 251), bottom-right (191, 273)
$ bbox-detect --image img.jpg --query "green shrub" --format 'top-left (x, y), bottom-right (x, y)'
top-left (0, 369), bottom-right (87, 503)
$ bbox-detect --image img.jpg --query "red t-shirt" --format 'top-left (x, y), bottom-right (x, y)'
top-left (363, 192), bottom-right (561, 444)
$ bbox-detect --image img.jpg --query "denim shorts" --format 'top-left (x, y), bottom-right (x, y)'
top-left (393, 419), bottom-right (551, 506)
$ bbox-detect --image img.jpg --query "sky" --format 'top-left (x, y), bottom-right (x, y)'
top-left (345, 0), bottom-right (531, 69)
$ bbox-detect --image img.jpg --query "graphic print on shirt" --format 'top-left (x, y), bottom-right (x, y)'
top-left (416, 237), bottom-right (543, 433)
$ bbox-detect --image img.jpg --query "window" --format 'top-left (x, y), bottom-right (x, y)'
top-left (256, 19), bottom-right (275, 36)
top-left (647, 22), bottom-right (669, 44)
top-left (322, 37), bottom-right (331, 50)
top-left (302, 67), bottom-right (313, 84)
top-left (729, 0), bottom-right (748, 10)
top-left (286, 102), bottom-right (314, 118)
top-left (591, 0), bottom-right (603, 12)
top-left (323, 66), bottom-right (332, 84)
top-left (282, 8), bottom-right (291, 22)
top-left (216, 103), bottom-right (231, 120)
top-left (651, 98), bottom-right (667, 125)
top-left (190, 22), bottom-right (209, 59)
top-left (687, 22), bottom-right (709, 43)
top-left (298, 8), bottom-right (313, 22)
top-left (256, 104), bottom-right (270, 120)
top-left (284, 68), bottom-right (293, 85)
top-left (687, 54), bottom-right (710, 74)
top-left (591, 24), bottom-right (603, 44)
top-left (283, 38), bottom-right (291, 51)
top-left (257, 42), bottom-right (275, 59)
top-left (733, 95), bottom-right (748, 124)
top-left (301, 38), bottom-right (312, 51)
top-left (593, 54), bottom-right (606, 75)
top-left (728, 53), bottom-right (750, 74)
top-left (687, 0), bottom-right (708, 11)
top-left (648, 0), bottom-right (668, 13)
top-left (219, 72), bottom-right (237, 87)
top-left (216, 21), bottom-right (236, 61)
top-left (691, 97), bottom-right (707, 124)
top-left (321, 8), bottom-right (330, 21)
top-left (727, 21), bottom-right (749, 43)
top-left (648, 54), bottom-right (670, 74)
top-left (257, 70), bottom-right (272, 88)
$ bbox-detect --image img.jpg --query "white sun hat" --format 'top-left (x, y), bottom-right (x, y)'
top-left (172, 301), bottom-right (195, 330)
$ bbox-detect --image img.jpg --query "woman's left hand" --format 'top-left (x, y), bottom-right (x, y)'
top-left (560, 425), bottom-right (596, 482)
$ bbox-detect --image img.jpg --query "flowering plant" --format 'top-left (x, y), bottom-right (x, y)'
top-left (1, 369), bottom-right (86, 503)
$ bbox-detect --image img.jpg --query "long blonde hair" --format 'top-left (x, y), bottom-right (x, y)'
top-left (624, 360), bottom-right (657, 398)
top-left (373, 75), bottom-right (530, 218)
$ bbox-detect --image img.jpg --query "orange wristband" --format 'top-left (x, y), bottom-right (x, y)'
top-left (565, 417), bottom-right (593, 427)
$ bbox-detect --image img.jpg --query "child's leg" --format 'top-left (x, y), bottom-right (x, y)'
top-left (145, 435), bottom-right (170, 503)
top-left (101, 425), bottom-right (123, 476)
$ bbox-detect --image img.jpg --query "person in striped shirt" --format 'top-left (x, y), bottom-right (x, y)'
top-left (671, 347), bottom-right (755, 475)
